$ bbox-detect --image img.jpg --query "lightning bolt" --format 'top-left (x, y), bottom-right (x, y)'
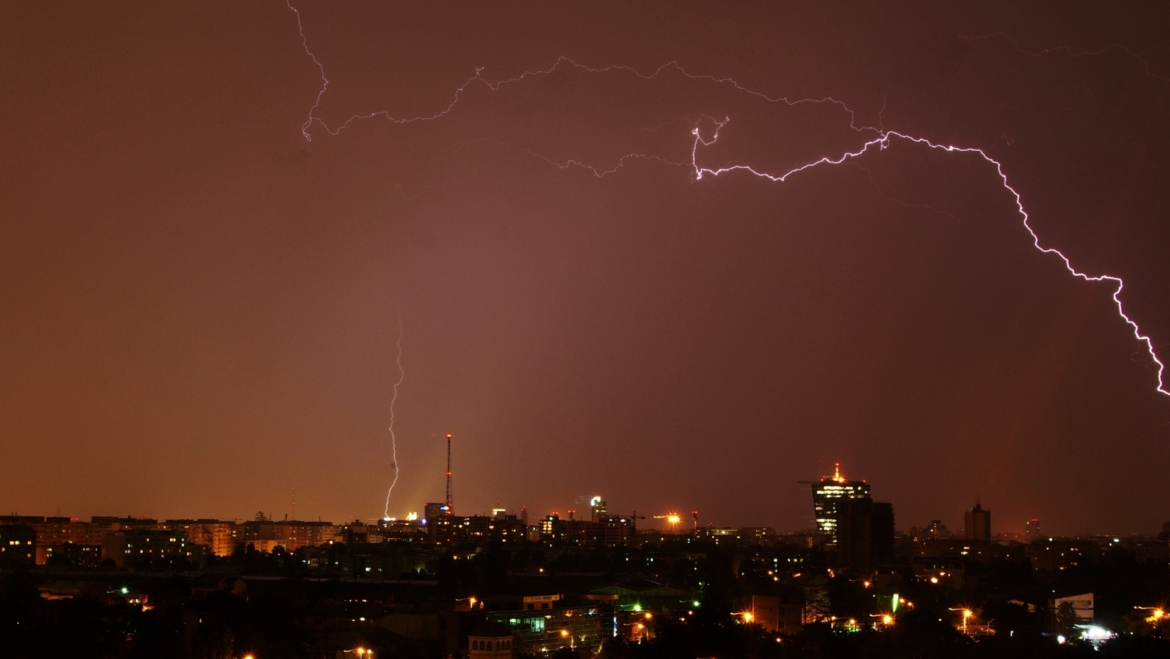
top-left (286, 3), bottom-right (1168, 398)
top-left (383, 311), bottom-right (406, 520)
top-left (688, 125), bottom-right (1168, 396)
top-left (960, 32), bottom-right (1170, 83)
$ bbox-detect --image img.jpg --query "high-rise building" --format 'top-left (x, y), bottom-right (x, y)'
top-left (1025, 518), bottom-right (1041, 542)
top-left (964, 501), bottom-right (991, 543)
top-left (590, 496), bottom-right (607, 522)
top-left (835, 498), bottom-right (894, 570)
top-left (806, 463), bottom-right (871, 547)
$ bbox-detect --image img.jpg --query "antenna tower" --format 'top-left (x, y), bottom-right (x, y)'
top-left (445, 433), bottom-right (453, 515)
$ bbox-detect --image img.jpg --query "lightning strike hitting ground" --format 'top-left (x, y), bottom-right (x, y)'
top-left (382, 312), bottom-right (406, 521)
top-left (286, 2), bottom-right (1169, 398)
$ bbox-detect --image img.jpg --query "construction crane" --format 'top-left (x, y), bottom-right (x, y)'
top-left (629, 511), bottom-right (646, 532)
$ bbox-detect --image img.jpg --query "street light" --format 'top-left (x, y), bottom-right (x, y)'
top-left (1135, 606), bottom-right (1167, 624)
top-left (949, 608), bottom-right (973, 634)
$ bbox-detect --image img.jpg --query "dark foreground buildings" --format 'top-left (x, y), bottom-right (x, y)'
top-left (5, 486), bottom-right (1170, 657)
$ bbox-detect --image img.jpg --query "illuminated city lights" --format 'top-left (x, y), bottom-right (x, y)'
top-left (9, 6), bottom-right (1170, 656)
top-left (1079, 625), bottom-right (1115, 642)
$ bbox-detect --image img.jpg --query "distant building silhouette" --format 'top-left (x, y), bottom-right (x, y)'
top-left (836, 498), bottom-right (895, 570)
top-left (0, 525), bottom-right (36, 566)
top-left (101, 529), bottom-right (197, 568)
top-left (1025, 518), bottom-right (1041, 542)
top-left (964, 501), bottom-right (991, 543)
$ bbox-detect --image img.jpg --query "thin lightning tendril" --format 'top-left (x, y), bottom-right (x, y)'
top-left (383, 312), bottom-right (405, 520)
top-left (287, 2), bottom-right (1168, 398)
top-left (960, 32), bottom-right (1170, 83)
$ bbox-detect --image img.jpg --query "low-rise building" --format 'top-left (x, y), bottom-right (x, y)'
top-left (748, 594), bottom-right (803, 635)
top-left (468, 621), bottom-right (515, 659)
top-left (485, 598), bottom-right (615, 656)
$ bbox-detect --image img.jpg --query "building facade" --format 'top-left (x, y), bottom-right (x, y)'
top-left (835, 498), bottom-right (895, 570)
top-left (0, 525), bottom-right (36, 566)
top-left (964, 502), bottom-right (991, 543)
top-left (101, 529), bottom-right (197, 568)
top-left (808, 464), bottom-right (871, 548)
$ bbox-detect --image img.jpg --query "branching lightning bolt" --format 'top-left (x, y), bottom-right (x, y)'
top-left (693, 127), bottom-right (1168, 396)
top-left (287, 2), bottom-right (1169, 398)
top-left (382, 312), bottom-right (406, 520)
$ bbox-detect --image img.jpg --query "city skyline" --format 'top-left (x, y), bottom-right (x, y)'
top-left (4, 2), bottom-right (1170, 534)
top-left (0, 460), bottom-right (1103, 539)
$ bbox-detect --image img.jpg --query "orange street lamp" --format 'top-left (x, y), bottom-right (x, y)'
top-left (1136, 606), bottom-right (1167, 623)
top-left (949, 608), bottom-right (973, 633)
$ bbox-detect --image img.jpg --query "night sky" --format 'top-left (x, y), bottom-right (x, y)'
top-left (4, 2), bottom-right (1170, 535)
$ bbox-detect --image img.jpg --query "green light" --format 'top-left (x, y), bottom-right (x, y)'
top-left (693, 601), bottom-right (700, 607)
top-left (633, 604), bottom-right (642, 612)
top-left (892, 594), bottom-right (899, 613)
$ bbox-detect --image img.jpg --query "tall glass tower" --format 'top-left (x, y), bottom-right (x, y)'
top-left (809, 463), bottom-right (870, 547)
